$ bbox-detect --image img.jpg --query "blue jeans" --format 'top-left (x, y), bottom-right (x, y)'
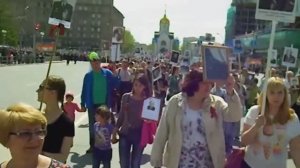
top-left (93, 148), bottom-right (112, 168)
top-left (223, 121), bottom-right (240, 156)
top-left (119, 135), bottom-right (144, 168)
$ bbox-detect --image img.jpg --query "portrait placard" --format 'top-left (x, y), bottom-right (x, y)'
top-left (291, 77), bottom-right (299, 87)
top-left (152, 66), bottom-right (162, 82)
top-left (282, 47), bottom-right (298, 67)
top-left (170, 51), bottom-right (180, 64)
top-left (48, 0), bottom-right (77, 28)
top-left (255, 0), bottom-right (297, 22)
top-left (112, 27), bottom-right (125, 44)
top-left (202, 45), bottom-right (230, 82)
top-left (270, 49), bottom-right (278, 67)
top-left (141, 97), bottom-right (161, 121)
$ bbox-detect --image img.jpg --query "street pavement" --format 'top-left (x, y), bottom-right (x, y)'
top-left (0, 62), bottom-right (296, 168)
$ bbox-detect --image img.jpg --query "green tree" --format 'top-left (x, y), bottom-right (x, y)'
top-left (0, 1), bottom-right (18, 46)
top-left (121, 30), bottom-right (135, 54)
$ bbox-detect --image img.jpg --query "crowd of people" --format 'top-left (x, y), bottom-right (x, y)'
top-left (0, 50), bottom-right (300, 168)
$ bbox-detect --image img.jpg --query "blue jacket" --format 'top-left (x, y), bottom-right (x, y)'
top-left (80, 68), bottom-right (118, 109)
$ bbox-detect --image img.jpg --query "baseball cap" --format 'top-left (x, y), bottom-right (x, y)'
top-left (88, 52), bottom-right (100, 61)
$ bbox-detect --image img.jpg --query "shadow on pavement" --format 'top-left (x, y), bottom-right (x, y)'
top-left (78, 124), bottom-right (89, 128)
top-left (69, 152), bottom-right (92, 168)
top-left (140, 153), bottom-right (150, 165)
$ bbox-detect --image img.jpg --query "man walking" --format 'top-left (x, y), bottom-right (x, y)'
top-left (80, 52), bottom-right (117, 153)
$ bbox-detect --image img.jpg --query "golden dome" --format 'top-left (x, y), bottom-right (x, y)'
top-left (160, 14), bottom-right (170, 25)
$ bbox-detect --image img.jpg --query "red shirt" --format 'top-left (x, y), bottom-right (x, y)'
top-left (63, 102), bottom-right (81, 121)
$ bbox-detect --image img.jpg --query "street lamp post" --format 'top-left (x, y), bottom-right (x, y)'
top-left (1, 29), bottom-right (7, 45)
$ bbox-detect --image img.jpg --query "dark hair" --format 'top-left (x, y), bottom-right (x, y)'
top-left (171, 66), bottom-right (179, 75)
top-left (44, 75), bottom-right (66, 104)
top-left (65, 95), bottom-right (74, 100)
top-left (253, 78), bottom-right (258, 84)
top-left (181, 70), bottom-right (203, 97)
top-left (43, 75), bottom-right (66, 112)
top-left (132, 74), bottom-right (152, 98)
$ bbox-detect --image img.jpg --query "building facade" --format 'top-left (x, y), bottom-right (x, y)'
top-left (225, 0), bottom-right (300, 71)
top-left (152, 13), bottom-right (174, 56)
top-left (7, 0), bottom-right (124, 51)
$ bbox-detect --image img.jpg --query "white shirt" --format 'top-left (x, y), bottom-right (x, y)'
top-left (244, 106), bottom-right (300, 168)
top-left (118, 68), bottom-right (131, 82)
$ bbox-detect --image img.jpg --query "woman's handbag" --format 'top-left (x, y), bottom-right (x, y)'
top-left (118, 95), bottom-right (132, 135)
top-left (225, 147), bottom-right (245, 168)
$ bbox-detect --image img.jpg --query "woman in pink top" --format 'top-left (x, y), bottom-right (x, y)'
top-left (63, 92), bottom-right (86, 121)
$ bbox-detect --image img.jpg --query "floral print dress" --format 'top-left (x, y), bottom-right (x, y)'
top-left (179, 106), bottom-right (214, 168)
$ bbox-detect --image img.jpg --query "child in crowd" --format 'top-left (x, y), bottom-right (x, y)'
top-left (63, 92), bottom-right (86, 122)
top-left (93, 105), bottom-right (115, 168)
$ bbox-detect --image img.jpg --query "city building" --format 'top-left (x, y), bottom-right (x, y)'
top-left (225, 0), bottom-right (300, 71)
top-left (152, 13), bottom-right (175, 56)
top-left (6, 0), bottom-right (124, 51)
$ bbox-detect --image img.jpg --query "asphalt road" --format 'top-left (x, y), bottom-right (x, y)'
top-left (0, 62), bottom-right (296, 168)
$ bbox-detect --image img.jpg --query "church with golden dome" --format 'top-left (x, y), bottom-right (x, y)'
top-left (152, 12), bottom-right (175, 56)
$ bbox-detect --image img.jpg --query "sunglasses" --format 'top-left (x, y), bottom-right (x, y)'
top-left (10, 129), bottom-right (47, 141)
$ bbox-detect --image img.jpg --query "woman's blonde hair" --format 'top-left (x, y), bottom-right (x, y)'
top-left (257, 77), bottom-right (294, 125)
top-left (0, 103), bottom-right (47, 147)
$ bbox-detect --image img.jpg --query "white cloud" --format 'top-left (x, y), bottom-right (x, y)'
top-left (114, 0), bottom-right (232, 44)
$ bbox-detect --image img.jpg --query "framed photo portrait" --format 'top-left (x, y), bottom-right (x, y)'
top-left (290, 77), bottom-right (299, 87)
top-left (256, 0), bottom-right (297, 22)
top-left (141, 97), bottom-right (161, 121)
top-left (112, 27), bottom-right (125, 44)
top-left (270, 49), bottom-right (278, 67)
top-left (152, 66), bottom-right (162, 82)
top-left (48, 0), bottom-right (77, 28)
top-left (282, 47), bottom-right (298, 67)
top-left (202, 45), bottom-right (230, 82)
top-left (171, 51), bottom-right (180, 64)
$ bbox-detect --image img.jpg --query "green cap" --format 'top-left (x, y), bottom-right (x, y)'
top-left (88, 52), bottom-right (100, 61)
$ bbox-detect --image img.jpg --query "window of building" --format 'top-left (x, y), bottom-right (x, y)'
top-left (77, 27), bottom-right (81, 31)
top-left (161, 41), bottom-right (166, 46)
top-left (78, 6), bottom-right (83, 10)
top-left (92, 14), bottom-right (96, 18)
top-left (97, 28), bottom-right (101, 32)
top-left (91, 27), bottom-right (95, 32)
top-left (97, 14), bottom-right (101, 18)
top-left (83, 33), bottom-right (86, 38)
top-left (84, 6), bottom-right (88, 11)
top-left (83, 20), bottom-right (87, 24)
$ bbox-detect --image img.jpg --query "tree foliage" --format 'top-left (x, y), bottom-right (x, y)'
top-left (121, 30), bottom-right (135, 54)
top-left (0, 1), bottom-right (18, 46)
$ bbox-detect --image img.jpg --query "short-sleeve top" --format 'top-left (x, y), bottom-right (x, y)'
top-left (43, 113), bottom-right (75, 153)
top-left (244, 105), bottom-right (300, 168)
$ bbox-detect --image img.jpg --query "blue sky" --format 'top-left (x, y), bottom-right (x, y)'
top-left (114, 0), bottom-right (233, 44)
